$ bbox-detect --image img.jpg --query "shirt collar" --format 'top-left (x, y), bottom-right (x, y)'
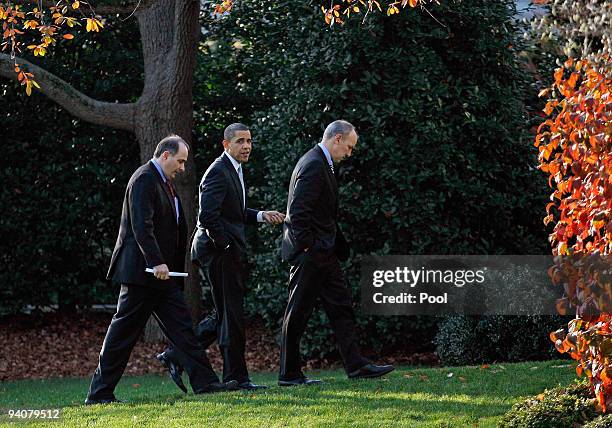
top-left (223, 151), bottom-right (241, 172)
top-left (317, 142), bottom-right (333, 167)
top-left (151, 158), bottom-right (167, 183)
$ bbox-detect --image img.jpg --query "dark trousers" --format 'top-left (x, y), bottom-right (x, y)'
top-left (164, 310), bottom-right (218, 364)
top-left (279, 251), bottom-right (369, 380)
top-left (87, 284), bottom-right (219, 400)
top-left (200, 249), bottom-right (250, 384)
top-left (193, 310), bottom-right (218, 347)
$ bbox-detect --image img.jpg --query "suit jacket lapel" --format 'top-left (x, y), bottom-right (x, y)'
top-left (315, 146), bottom-right (338, 198)
top-left (242, 167), bottom-right (249, 210)
top-left (177, 193), bottom-right (184, 222)
top-left (177, 196), bottom-right (186, 235)
top-left (221, 154), bottom-right (245, 214)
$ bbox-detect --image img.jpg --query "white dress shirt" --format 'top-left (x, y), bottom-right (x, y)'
top-left (223, 151), bottom-right (264, 222)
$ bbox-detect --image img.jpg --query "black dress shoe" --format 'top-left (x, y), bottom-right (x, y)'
top-left (237, 381), bottom-right (268, 391)
top-left (84, 397), bottom-right (126, 405)
top-left (348, 363), bottom-right (395, 379)
top-left (156, 352), bottom-right (187, 393)
top-left (278, 377), bottom-right (323, 387)
top-left (195, 380), bottom-right (240, 394)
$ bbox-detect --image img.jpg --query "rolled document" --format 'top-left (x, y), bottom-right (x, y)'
top-left (145, 268), bottom-right (188, 277)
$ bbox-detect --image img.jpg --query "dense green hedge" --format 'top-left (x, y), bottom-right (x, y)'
top-left (500, 381), bottom-right (599, 428)
top-left (200, 0), bottom-right (552, 356)
top-left (0, 20), bottom-right (141, 314)
top-left (434, 315), bottom-right (570, 366)
top-left (2, 1), bottom-right (558, 363)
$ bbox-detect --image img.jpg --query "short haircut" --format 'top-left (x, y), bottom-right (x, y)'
top-left (153, 135), bottom-right (189, 158)
top-left (224, 123), bottom-right (250, 141)
top-left (322, 120), bottom-right (357, 142)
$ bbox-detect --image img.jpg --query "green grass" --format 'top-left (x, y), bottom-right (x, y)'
top-left (0, 360), bottom-right (578, 427)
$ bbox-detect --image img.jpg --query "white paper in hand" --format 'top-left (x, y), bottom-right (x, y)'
top-left (145, 268), bottom-right (188, 277)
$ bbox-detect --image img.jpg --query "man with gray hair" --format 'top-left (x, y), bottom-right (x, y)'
top-left (278, 120), bottom-right (394, 385)
top-left (159, 123), bottom-right (284, 391)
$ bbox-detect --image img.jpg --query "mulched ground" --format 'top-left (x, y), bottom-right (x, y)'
top-left (0, 312), bottom-right (437, 381)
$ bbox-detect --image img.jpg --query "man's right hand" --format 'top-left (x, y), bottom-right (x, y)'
top-left (262, 210), bottom-right (286, 225)
top-left (153, 263), bottom-right (170, 280)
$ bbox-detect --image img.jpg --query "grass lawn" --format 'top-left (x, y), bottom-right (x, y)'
top-left (0, 359), bottom-right (577, 427)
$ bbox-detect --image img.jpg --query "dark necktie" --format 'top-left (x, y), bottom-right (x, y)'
top-left (166, 180), bottom-right (179, 246)
top-left (166, 180), bottom-right (176, 199)
top-left (237, 165), bottom-right (245, 207)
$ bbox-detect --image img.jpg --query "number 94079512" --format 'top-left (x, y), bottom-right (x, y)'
top-left (6, 409), bottom-right (61, 419)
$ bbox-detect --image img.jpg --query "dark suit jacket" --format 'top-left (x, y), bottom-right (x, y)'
top-left (107, 161), bottom-right (188, 288)
top-left (191, 153), bottom-right (258, 266)
top-left (281, 145), bottom-right (349, 263)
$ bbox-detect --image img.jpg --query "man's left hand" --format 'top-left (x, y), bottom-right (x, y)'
top-left (262, 211), bottom-right (285, 225)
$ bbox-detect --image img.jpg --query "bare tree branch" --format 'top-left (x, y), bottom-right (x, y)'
top-left (0, 53), bottom-right (136, 132)
top-left (10, 0), bottom-right (157, 15)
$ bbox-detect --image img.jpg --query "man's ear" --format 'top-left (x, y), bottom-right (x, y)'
top-left (222, 140), bottom-right (230, 150)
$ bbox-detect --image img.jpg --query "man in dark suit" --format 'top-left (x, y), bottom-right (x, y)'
top-left (85, 135), bottom-right (236, 405)
top-left (158, 124), bottom-right (284, 391)
top-left (279, 120), bottom-right (395, 386)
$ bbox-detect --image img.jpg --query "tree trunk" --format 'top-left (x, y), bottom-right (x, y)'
top-left (133, 0), bottom-right (203, 341)
top-left (0, 0), bottom-right (204, 342)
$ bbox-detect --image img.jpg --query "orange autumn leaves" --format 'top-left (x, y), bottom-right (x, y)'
top-left (537, 56), bottom-right (612, 411)
top-left (0, 2), bottom-right (103, 95)
top-left (14, 62), bottom-right (37, 95)
top-left (3, 0), bottom-right (432, 96)
top-left (213, 0), bottom-right (234, 15)
top-left (550, 314), bottom-right (612, 412)
top-left (536, 58), bottom-right (612, 257)
top-left (215, 0), bottom-right (428, 26)
top-left (322, 0), bottom-right (426, 26)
